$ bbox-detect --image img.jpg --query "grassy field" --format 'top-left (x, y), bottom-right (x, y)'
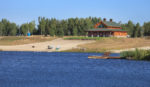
top-left (64, 37), bottom-right (150, 52)
top-left (0, 36), bottom-right (56, 45)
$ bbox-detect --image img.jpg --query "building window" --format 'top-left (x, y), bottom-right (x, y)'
top-left (98, 24), bottom-right (104, 28)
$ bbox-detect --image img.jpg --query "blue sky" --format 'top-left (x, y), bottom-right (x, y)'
top-left (0, 0), bottom-right (150, 25)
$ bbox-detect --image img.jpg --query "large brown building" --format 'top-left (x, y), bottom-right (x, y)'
top-left (86, 18), bottom-right (127, 37)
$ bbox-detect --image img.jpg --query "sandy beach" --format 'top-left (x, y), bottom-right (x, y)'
top-left (0, 37), bottom-right (150, 53)
top-left (0, 38), bottom-right (95, 52)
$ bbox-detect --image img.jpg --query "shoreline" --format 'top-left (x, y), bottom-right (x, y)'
top-left (0, 37), bottom-right (150, 53)
top-left (1, 46), bottom-right (150, 53)
top-left (1, 46), bottom-right (150, 61)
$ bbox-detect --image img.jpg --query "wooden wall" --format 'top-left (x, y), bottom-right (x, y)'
top-left (113, 32), bottom-right (127, 36)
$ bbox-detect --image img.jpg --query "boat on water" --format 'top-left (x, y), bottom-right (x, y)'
top-left (88, 52), bottom-right (121, 59)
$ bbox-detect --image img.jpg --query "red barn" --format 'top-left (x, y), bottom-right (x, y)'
top-left (86, 18), bottom-right (127, 37)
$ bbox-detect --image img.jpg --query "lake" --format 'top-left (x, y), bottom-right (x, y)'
top-left (0, 51), bottom-right (150, 87)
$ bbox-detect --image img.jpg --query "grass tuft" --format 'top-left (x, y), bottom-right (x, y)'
top-left (62, 48), bottom-right (107, 53)
top-left (120, 49), bottom-right (150, 60)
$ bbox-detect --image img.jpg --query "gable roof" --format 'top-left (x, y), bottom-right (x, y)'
top-left (103, 21), bottom-right (121, 27)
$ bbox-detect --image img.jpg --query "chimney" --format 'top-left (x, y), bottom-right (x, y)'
top-left (103, 18), bottom-right (106, 22)
top-left (110, 19), bottom-right (113, 22)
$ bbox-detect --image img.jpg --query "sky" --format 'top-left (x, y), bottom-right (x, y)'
top-left (0, 0), bottom-right (150, 25)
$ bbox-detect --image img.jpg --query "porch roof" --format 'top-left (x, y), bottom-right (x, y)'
top-left (86, 28), bottom-right (127, 32)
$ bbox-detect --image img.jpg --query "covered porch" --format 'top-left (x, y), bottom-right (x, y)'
top-left (88, 31), bottom-right (114, 37)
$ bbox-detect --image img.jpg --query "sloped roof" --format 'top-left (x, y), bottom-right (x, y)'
top-left (103, 21), bottom-right (121, 27)
top-left (86, 28), bottom-right (127, 32)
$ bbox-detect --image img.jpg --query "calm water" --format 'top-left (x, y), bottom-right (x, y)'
top-left (0, 51), bottom-right (150, 87)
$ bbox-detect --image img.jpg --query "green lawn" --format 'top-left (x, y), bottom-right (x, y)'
top-left (64, 36), bottom-right (116, 40)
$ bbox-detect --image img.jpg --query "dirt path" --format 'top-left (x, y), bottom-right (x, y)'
top-left (0, 38), bottom-right (95, 52)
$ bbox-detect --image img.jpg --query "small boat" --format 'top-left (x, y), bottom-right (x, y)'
top-left (88, 52), bottom-right (121, 59)
top-left (56, 45), bottom-right (61, 51)
top-left (32, 45), bottom-right (35, 48)
top-left (48, 45), bottom-right (53, 49)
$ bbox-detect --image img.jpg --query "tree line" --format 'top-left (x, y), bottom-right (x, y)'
top-left (0, 19), bottom-right (36, 36)
top-left (0, 17), bottom-right (150, 37)
top-left (37, 17), bottom-right (101, 36)
top-left (121, 21), bottom-right (147, 37)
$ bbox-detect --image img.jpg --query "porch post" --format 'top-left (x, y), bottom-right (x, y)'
top-left (97, 32), bottom-right (99, 37)
top-left (91, 32), bottom-right (93, 38)
top-left (87, 31), bottom-right (89, 37)
top-left (103, 32), bottom-right (105, 37)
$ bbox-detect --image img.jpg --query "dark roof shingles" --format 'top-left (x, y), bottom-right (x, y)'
top-left (103, 21), bottom-right (121, 27)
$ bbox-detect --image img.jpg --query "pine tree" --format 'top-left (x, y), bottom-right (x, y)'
top-left (8, 23), bottom-right (17, 36)
top-left (28, 21), bottom-right (35, 34)
top-left (20, 23), bottom-right (29, 35)
top-left (61, 20), bottom-right (68, 35)
top-left (127, 21), bottom-right (135, 37)
top-left (135, 23), bottom-right (141, 37)
top-left (0, 22), bottom-right (4, 36)
top-left (143, 22), bottom-right (150, 36)
top-left (38, 17), bottom-right (46, 35)
top-left (73, 26), bottom-right (78, 36)
top-left (45, 19), bottom-right (50, 36)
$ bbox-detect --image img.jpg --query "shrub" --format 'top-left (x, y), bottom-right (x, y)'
top-left (120, 51), bottom-right (135, 59)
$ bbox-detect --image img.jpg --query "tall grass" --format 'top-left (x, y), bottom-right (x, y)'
top-left (120, 49), bottom-right (150, 60)
top-left (0, 36), bottom-right (56, 45)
